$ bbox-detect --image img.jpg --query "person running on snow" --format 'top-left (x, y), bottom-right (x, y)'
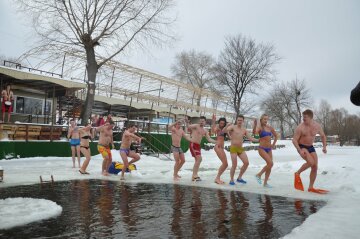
top-left (169, 119), bottom-right (194, 181)
top-left (292, 109), bottom-right (328, 194)
top-left (119, 124), bottom-right (142, 180)
top-left (253, 114), bottom-right (278, 188)
top-left (211, 114), bottom-right (230, 185)
top-left (186, 116), bottom-right (217, 182)
top-left (226, 115), bottom-right (259, 186)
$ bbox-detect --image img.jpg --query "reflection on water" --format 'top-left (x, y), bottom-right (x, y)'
top-left (0, 180), bottom-right (325, 238)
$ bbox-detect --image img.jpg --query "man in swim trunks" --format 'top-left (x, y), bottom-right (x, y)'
top-left (170, 119), bottom-right (194, 181)
top-left (119, 124), bottom-right (142, 180)
top-left (67, 119), bottom-right (81, 168)
top-left (97, 122), bottom-right (115, 176)
top-left (292, 109), bottom-right (327, 193)
top-left (186, 116), bottom-right (217, 182)
top-left (226, 115), bottom-right (258, 185)
top-left (1, 84), bottom-right (14, 122)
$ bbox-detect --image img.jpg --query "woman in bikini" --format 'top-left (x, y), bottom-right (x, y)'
top-left (211, 114), bottom-right (229, 184)
top-left (253, 114), bottom-right (278, 187)
top-left (79, 123), bottom-right (93, 174)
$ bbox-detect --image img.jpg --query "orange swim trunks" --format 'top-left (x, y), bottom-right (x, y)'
top-left (97, 144), bottom-right (112, 159)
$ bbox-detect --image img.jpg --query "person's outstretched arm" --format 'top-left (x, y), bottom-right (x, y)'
top-left (271, 127), bottom-right (278, 149)
top-left (244, 130), bottom-right (259, 142)
top-left (205, 131), bottom-right (217, 144)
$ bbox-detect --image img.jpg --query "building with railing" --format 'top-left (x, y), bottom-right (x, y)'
top-left (0, 59), bottom-right (258, 159)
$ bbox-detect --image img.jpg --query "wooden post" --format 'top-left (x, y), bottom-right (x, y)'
top-left (61, 53), bottom-right (66, 77)
top-left (147, 113), bottom-right (151, 134)
top-left (175, 86), bottom-right (180, 102)
top-left (126, 97), bottom-right (133, 128)
top-left (191, 91), bottom-right (196, 112)
top-left (50, 86), bottom-right (55, 142)
top-left (136, 75), bottom-right (142, 102)
top-left (110, 67), bottom-right (115, 98)
top-left (44, 90), bottom-right (47, 124)
top-left (25, 124), bottom-right (29, 142)
top-left (166, 105), bottom-right (172, 135)
top-left (72, 91), bottom-right (76, 119)
top-left (158, 81), bottom-right (163, 106)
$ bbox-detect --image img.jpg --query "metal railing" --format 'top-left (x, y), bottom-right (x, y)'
top-left (141, 137), bottom-right (173, 161)
top-left (3, 60), bottom-right (63, 78)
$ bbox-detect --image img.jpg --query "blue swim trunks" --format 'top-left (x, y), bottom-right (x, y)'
top-left (70, 139), bottom-right (80, 146)
top-left (119, 148), bottom-right (130, 156)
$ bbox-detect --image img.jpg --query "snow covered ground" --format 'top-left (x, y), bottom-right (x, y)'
top-left (0, 140), bottom-right (359, 238)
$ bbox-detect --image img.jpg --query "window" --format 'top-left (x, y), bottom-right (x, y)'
top-left (24, 97), bottom-right (43, 114)
top-left (15, 97), bottom-right (25, 114)
top-left (14, 96), bottom-right (52, 115)
top-left (44, 100), bottom-right (52, 115)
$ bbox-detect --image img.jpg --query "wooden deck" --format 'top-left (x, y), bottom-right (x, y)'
top-left (0, 123), bottom-right (65, 141)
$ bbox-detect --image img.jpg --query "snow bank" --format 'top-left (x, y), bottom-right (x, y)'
top-left (0, 198), bottom-right (62, 230)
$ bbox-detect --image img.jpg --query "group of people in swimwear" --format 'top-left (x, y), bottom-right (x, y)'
top-left (68, 119), bottom-right (142, 180)
top-left (170, 109), bottom-right (328, 194)
top-left (68, 108), bottom-right (327, 194)
top-left (170, 114), bottom-right (270, 186)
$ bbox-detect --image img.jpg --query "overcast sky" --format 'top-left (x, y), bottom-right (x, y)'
top-left (1, 0), bottom-right (359, 114)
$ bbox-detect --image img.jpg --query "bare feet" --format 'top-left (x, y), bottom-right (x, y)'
top-left (120, 176), bottom-right (125, 181)
top-left (173, 175), bottom-right (181, 181)
top-left (102, 170), bottom-right (110, 176)
top-left (215, 178), bottom-right (225, 184)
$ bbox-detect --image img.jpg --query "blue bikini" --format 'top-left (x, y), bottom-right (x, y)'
top-left (259, 130), bottom-right (273, 153)
top-left (259, 130), bottom-right (272, 138)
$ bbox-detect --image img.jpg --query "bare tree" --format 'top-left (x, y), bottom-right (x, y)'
top-left (261, 92), bottom-right (288, 139)
top-left (328, 108), bottom-right (360, 146)
top-left (16, 0), bottom-right (175, 124)
top-left (287, 78), bottom-right (311, 124)
top-left (315, 99), bottom-right (332, 135)
top-left (171, 50), bottom-right (216, 108)
top-left (262, 79), bottom-right (311, 136)
top-left (215, 34), bottom-right (280, 118)
top-left (328, 108), bottom-right (348, 146)
top-left (343, 114), bottom-right (360, 146)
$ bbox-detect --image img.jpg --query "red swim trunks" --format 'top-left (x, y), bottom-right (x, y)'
top-left (190, 142), bottom-right (201, 157)
top-left (1, 101), bottom-right (12, 113)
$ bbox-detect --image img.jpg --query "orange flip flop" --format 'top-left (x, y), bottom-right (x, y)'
top-left (294, 173), bottom-right (304, 191)
top-left (308, 188), bottom-right (327, 194)
top-left (317, 189), bottom-right (329, 193)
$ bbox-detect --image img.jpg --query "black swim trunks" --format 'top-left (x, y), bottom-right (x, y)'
top-left (299, 144), bottom-right (316, 153)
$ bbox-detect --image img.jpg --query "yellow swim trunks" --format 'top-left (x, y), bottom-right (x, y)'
top-left (230, 146), bottom-right (245, 154)
top-left (97, 144), bottom-right (112, 159)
